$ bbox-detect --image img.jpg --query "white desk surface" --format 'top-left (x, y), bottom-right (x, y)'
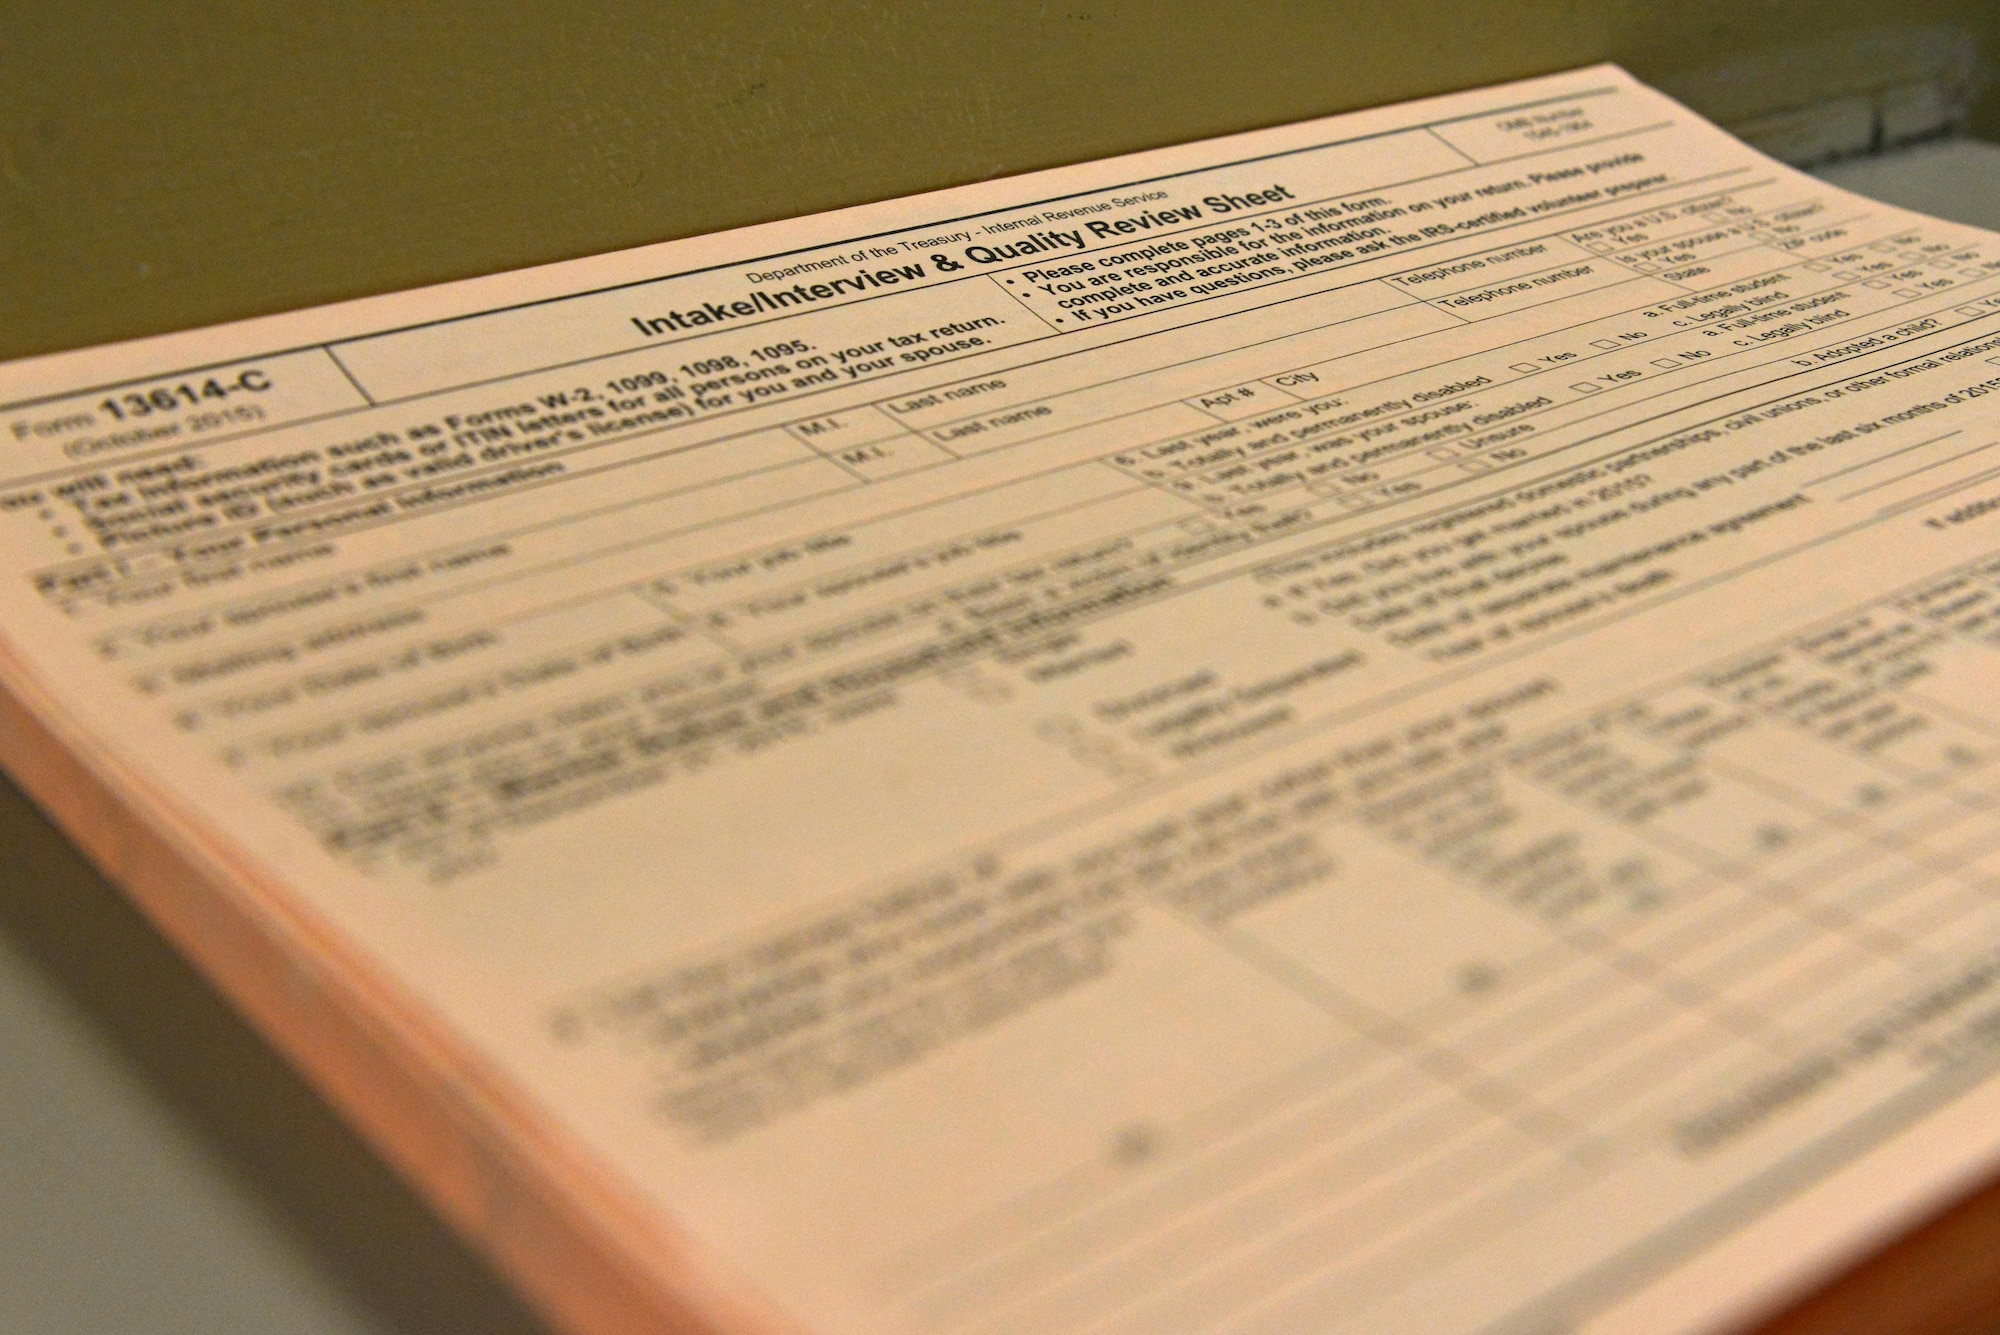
top-left (4, 137), bottom-right (1999, 1335)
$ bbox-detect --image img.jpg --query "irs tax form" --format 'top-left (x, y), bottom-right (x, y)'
top-left (6, 64), bottom-right (2000, 1335)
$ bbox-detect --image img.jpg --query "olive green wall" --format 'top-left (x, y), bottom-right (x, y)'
top-left (6, 1), bottom-right (1998, 362)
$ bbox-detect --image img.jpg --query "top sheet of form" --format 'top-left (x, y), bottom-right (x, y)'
top-left (8, 64), bottom-right (2000, 1335)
